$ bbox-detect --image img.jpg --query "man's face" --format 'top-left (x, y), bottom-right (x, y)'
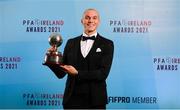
top-left (81, 10), bottom-right (100, 34)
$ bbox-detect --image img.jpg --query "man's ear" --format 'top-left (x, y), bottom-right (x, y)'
top-left (81, 19), bottom-right (83, 24)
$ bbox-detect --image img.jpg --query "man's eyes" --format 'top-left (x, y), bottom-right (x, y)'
top-left (85, 16), bottom-right (97, 20)
top-left (93, 16), bottom-right (97, 19)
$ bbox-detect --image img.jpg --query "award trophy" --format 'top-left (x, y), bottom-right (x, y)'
top-left (43, 33), bottom-right (63, 65)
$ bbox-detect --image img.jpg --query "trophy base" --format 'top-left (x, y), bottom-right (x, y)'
top-left (42, 62), bottom-right (64, 66)
top-left (43, 52), bottom-right (63, 66)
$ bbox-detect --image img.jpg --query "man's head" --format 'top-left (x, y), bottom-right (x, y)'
top-left (81, 8), bottom-right (100, 35)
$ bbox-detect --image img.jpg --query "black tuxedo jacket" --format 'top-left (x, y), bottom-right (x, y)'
top-left (47, 33), bottom-right (114, 106)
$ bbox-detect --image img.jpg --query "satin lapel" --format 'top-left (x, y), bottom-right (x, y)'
top-left (88, 34), bottom-right (101, 57)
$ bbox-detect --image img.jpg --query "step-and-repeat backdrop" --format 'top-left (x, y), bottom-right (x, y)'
top-left (0, 0), bottom-right (179, 109)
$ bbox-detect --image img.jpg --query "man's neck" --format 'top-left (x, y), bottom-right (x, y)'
top-left (84, 30), bottom-right (97, 36)
top-left (83, 31), bottom-right (97, 37)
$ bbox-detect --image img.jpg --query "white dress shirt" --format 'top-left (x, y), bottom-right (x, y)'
top-left (80, 32), bottom-right (97, 58)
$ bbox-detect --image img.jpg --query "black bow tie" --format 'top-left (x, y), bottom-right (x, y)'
top-left (82, 36), bottom-right (96, 41)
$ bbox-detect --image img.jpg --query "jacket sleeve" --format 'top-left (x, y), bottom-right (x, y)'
top-left (46, 64), bottom-right (66, 79)
top-left (77, 41), bottom-right (114, 81)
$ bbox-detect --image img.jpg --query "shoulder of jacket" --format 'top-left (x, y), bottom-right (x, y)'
top-left (66, 36), bottom-right (80, 44)
top-left (98, 34), bottom-right (113, 45)
top-left (68, 35), bottom-right (81, 42)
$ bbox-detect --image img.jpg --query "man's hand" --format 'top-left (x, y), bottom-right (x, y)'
top-left (60, 65), bottom-right (78, 76)
top-left (48, 45), bottom-right (57, 52)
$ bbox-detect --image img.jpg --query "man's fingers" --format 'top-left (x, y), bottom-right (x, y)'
top-left (60, 65), bottom-right (68, 72)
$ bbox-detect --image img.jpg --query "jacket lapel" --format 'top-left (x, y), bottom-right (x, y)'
top-left (88, 33), bottom-right (102, 57)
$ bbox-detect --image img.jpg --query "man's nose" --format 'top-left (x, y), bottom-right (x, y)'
top-left (88, 18), bottom-right (94, 22)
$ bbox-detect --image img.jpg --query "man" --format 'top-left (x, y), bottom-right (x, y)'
top-left (47, 8), bottom-right (114, 109)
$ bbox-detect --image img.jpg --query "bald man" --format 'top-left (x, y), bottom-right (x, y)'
top-left (47, 8), bottom-right (114, 109)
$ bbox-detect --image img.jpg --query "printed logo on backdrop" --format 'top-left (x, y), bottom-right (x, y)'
top-left (153, 57), bottom-right (180, 71)
top-left (22, 19), bottom-right (64, 32)
top-left (108, 96), bottom-right (157, 104)
top-left (0, 57), bottom-right (21, 70)
top-left (110, 19), bottom-right (152, 34)
top-left (22, 93), bottom-right (63, 107)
